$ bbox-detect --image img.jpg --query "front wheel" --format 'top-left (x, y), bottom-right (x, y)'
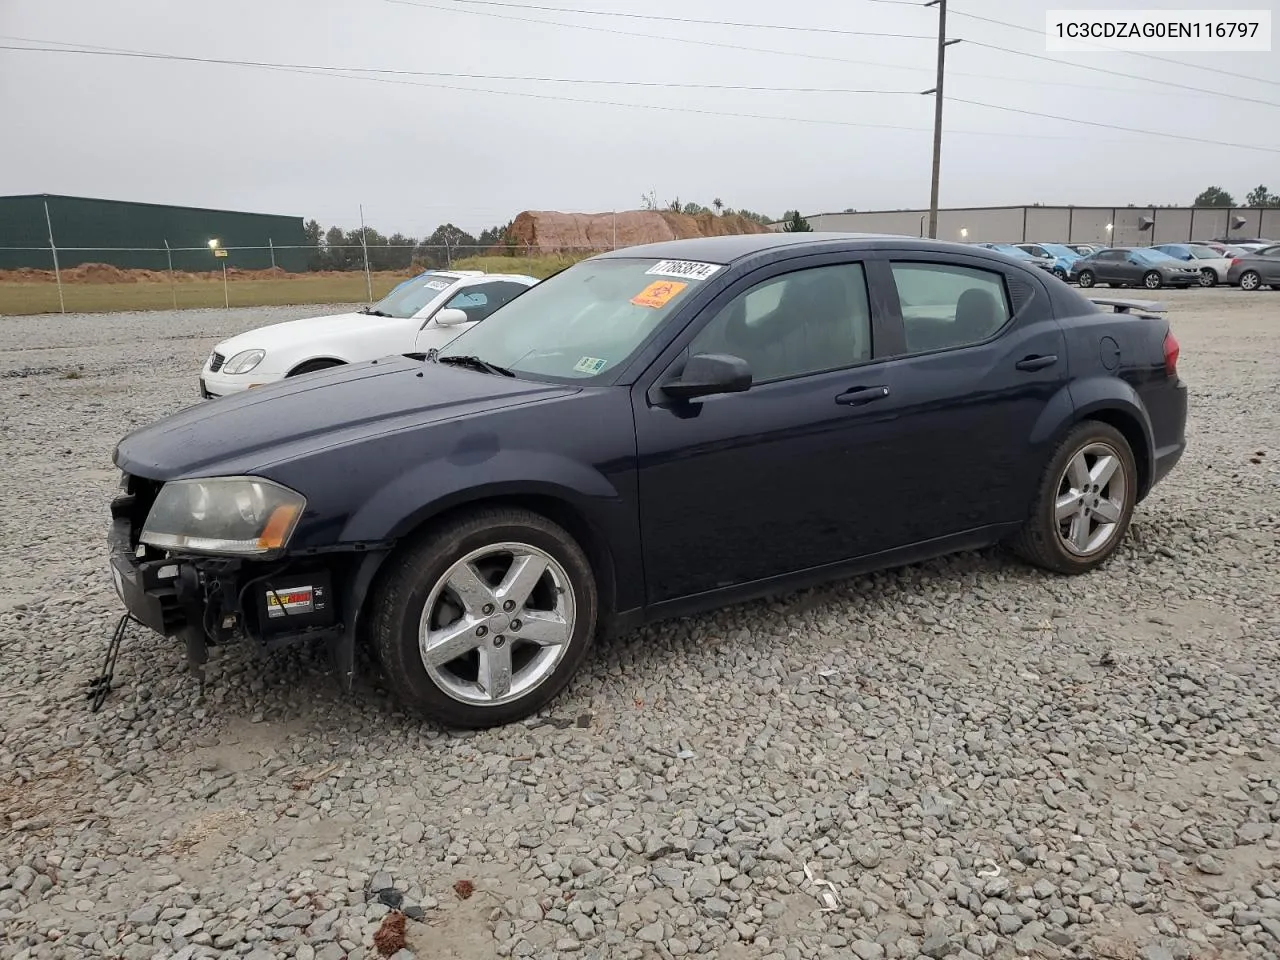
top-left (1239, 270), bottom-right (1262, 291)
top-left (1077, 270), bottom-right (1096, 288)
top-left (1143, 271), bottom-right (1162, 290)
top-left (1009, 421), bottom-right (1137, 575)
top-left (1199, 269), bottom-right (1217, 288)
top-left (371, 507), bottom-right (598, 728)
top-left (1053, 267), bottom-right (1067, 280)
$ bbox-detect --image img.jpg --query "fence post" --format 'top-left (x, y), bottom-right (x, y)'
top-left (358, 204), bottom-right (373, 302)
top-left (269, 237), bottom-right (276, 270)
top-left (42, 200), bottom-right (66, 315)
top-left (163, 239), bottom-right (177, 308)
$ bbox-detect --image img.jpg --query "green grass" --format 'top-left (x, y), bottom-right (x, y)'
top-left (0, 254), bottom-right (596, 316)
top-left (453, 252), bottom-right (591, 278)
top-left (0, 274), bottom-right (408, 316)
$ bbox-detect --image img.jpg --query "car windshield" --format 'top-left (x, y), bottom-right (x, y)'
top-left (435, 257), bottom-right (710, 381)
top-left (1039, 243), bottom-right (1078, 258)
top-left (367, 272), bottom-right (459, 318)
top-left (1130, 248), bottom-right (1176, 265)
top-left (1186, 245), bottom-right (1221, 259)
top-left (991, 244), bottom-right (1034, 259)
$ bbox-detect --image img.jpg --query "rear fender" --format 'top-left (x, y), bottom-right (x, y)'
top-left (1068, 376), bottom-right (1156, 497)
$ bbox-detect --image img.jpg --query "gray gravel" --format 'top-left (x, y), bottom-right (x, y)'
top-left (1, 290), bottom-right (1278, 960)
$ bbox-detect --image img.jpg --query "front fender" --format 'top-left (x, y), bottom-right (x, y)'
top-left (339, 447), bottom-right (624, 543)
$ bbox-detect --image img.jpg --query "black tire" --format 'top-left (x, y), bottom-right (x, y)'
top-left (1077, 270), bottom-right (1096, 288)
top-left (1199, 269), bottom-right (1217, 288)
top-left (1009, 420), bottom-right (1138, 575)
top-left (1142, 271), bottom-right (1162, 290)
top-left (1053, 267), bottom-right (1067, 280)
top-left (370, 507), bottom-right (598, 728)
top-left (287, 359), bottom-right (344, 377)
top-left (1239, 270), bottom-right (1262, 291)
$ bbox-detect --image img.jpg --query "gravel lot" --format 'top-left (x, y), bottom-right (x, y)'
top-left (1, 290), bottom-right (1278, 960)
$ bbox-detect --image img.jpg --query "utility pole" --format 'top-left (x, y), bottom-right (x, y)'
top-left (922, 0), bottom-right (959, 240)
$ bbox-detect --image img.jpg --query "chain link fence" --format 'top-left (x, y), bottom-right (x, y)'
top-left (0, 242), bottom-right (604, 315)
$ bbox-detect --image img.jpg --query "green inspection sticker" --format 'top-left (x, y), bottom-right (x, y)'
top-left (573, 356), bottom-right (608, 374)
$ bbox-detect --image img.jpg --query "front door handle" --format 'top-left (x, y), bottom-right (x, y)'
top-left (835, 385), bottom-right (890, 406)
top-left (1015, 354), bottom-right (1058, 372)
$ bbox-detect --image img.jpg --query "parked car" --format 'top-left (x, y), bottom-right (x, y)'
top-left (1151, 243), bottom-right (1235, 287)
top-left (109, 233), bottom-right (1187, 728)
top-left (974, 242), bottom-right (1057, 275)
top-left (1194, 239), bottom-right (1270, 255)
top-left (1071, 247), bottom-right (1203, 289)
top-left (1225, 243), bottom-right (1280, 290)
top-left (1068, 243), bottom-right (1106, 256)
top-left (199, 270), bottom-right (539, 398)
top-left (1016, 242), bottom-right (1084, 279)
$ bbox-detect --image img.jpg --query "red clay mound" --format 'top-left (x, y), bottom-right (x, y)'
top-left (507, 209), bottom-right (770, 253)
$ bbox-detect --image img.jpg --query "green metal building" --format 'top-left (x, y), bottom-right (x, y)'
top-left (0, 194), bottom-right (309, 272)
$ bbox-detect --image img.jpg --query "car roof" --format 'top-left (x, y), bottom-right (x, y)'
top-left (589, 231), bottom-right (973, 265)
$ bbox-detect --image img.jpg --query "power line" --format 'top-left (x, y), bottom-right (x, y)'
top-left (0, 41), bottom-right (918, 94)
top-left (431, 0), bottom-right (937, 40)
top-left (946, 5), bottom-right (1280, 88)
top-left (6, 40), bottom-right (1279, 154)
top-left (392, 0), bottom-right (1280, 110)
top-left (0, 32), bottom-right (1258, 103)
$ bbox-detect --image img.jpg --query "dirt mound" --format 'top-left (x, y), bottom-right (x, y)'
top-left (507, 209), bottom-right (771, 253)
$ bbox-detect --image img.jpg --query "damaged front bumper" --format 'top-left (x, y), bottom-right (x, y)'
top-left (107, 479), bottom-right (388, 691)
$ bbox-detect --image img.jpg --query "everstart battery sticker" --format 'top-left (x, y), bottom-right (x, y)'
top-left (266, 585), bottom-right (315, 618)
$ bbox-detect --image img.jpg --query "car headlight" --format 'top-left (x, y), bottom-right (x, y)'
top-left (140, 477), bottom-right (305, 556)
top-left (224, 349), bottom-right (265, 375)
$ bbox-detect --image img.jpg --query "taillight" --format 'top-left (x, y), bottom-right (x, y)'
top-left (1163, 330), bottom-right (1180, 378)
top-left (1231, 258), bottom-right (1241, 267)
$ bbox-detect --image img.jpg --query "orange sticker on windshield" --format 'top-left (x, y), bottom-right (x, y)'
top-left (631, 280), bottom-right (688, 309)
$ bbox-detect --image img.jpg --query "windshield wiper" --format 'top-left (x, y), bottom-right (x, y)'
top-left (435, 354), bottom-right (515, 377)
top-left (359, 307), bottom-right (392, 317)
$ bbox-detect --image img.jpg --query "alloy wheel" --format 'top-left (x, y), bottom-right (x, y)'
top-left (1055, 442), bottom-right (1128, 557)
top-left (418, 542), bottom-right (575, 706)
top-left (1240, 271), bottom-right (1261, 291)
top-left (1143, 272), bottom-right (1162, 289)
top-left (1199, 269), bottom-right (1216, 287)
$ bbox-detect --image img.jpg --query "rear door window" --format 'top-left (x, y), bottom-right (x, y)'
top-left (888, 262), bottom-right (1012, 355)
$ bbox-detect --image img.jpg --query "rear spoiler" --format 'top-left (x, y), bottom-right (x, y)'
top-left (1088, 296), bottom-right (1167, 318)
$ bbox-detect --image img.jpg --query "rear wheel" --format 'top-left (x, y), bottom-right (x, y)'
top-left (371, 508), bottom-right (598, 728)
top-left (1143, 271), bottom-right (1162, 290)
top-left (1077, 270), bottom-right (1096, 288)
top-left (288, 359), bottom-right (344, 377)
top-left (1009, 421), bottom-right (1137, 574)
top-left (1199, 268), bottom-right (1217, 288)
top-left (1239, 270), bottom-right (1262, 291)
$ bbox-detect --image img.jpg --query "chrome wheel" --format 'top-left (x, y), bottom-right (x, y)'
top-left (418, 542), bottom-right (575, 706)
top-left (1055, 442), bottom-right (1127, 557)
top-left (1240, 270), bottom-right (1261, 291)
top-left (1143, 271), bottom-right (1162, 289)
top-left (1078, 270), bottom-right (1095, 288)
top-left (1199, 269), bottom-right (1216, 287)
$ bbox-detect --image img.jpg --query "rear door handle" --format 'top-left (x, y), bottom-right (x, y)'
top-left (1015, 354), bottom-right (1058, 372)
top-left (835, 385), bottom-right (890, 406)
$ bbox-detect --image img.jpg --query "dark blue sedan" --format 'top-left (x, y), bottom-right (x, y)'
top-left (108, 233), bottom-right (1188, 728)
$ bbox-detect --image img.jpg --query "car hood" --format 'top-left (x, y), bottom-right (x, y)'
top-left (115, 356), bottom-right (579, 481)
top-left (214, 311), bottom-right (412, 356)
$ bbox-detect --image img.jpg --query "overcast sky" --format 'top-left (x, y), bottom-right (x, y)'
top-left (1, 0), bottom-right (1277, 235)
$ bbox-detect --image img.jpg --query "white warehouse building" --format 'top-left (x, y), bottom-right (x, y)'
top-left (780, 205), bottom-right (1280, 248)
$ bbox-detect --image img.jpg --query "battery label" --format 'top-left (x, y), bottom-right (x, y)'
top-left (266, 586), bottom-right (314, 618)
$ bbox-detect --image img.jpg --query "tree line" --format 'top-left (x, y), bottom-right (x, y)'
top-left (300, 219), bottom-right (519, 272)
top-left (1193, 185), bottom-right (1280, 208)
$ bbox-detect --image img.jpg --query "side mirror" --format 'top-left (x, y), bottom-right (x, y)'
top-left (434, 307), bottom-right (470, 326)
top-left (662, 353), bottom-right (751, 402)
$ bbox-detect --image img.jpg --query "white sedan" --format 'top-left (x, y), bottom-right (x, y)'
top-left (1150, 243), bottom-right (1235, 287)
top-left (199, 270), bottom-right (539, 398)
